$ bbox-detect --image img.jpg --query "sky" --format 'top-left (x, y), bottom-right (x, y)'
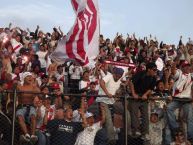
top-left (0, 0), bottom-right (193, 45)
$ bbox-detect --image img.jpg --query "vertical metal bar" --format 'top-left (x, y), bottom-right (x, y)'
top-left (124, 95), bottom-right (128, 145)
top-left (11, 88), bottom-right (17, 145)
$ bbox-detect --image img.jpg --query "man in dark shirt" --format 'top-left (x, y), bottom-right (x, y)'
top-left (47, 108), bottom-right (86, 145)
top-left (130, 62), bottom-right (157, 139)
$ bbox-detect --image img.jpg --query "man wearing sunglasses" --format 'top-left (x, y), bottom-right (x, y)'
top-left (130, 62), bottom-right (157, 140)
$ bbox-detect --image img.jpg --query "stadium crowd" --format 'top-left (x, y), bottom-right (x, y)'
top-left (0, 23), bottom-right (193, 145)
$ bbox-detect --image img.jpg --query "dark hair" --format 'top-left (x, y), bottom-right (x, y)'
top-left (156, 80), bottom-right (164, 87)
top-left (41, 85), bottom-right (49, 91)
top-left (57, 65), bottom-right (63, 70)
top-left (83, 70), bottom-right (89, 76)
top-left (146, 62), bottom-right (157, 70)
top-left (174, 128), bottom-right (184, 137)
top-left (34, 54), bottom-right (39, 60)
top-left (90, 82), bottom-right (96, 85)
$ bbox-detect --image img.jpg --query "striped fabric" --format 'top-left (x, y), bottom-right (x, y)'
top-left (50, 0), bottom-right (99, 66)
top-left (10, 38), bottom-right (23, 55)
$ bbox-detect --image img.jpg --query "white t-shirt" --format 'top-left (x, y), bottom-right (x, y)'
top-left (79, 80), bottom-right (90, 90)
top-left (149, 120), bottom-right (164, 145)
top-left (170, 142), bottom-right (189, 145)
top-left (96, 73), bottom-right (121, 104)
top-left (172, 69), bottom-right (193, 99)
top-left (69, 65), bottom-right (82, 80)
top-left (75, 122), bottom-right (101, 145)
top-left (36, 51), bottom-right (47, 68)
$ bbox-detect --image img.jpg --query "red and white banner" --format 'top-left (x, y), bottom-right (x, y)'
top-left (50, 0), bottom-right (99, 66)
top-left (10, 38), bottom-right (23, 55)
top-left (104, 61), bottom-right (136, 69)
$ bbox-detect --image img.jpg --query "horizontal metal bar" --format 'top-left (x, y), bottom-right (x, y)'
top-left (0, 90), bottom-right (192, 102)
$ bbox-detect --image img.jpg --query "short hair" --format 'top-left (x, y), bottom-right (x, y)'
top-left (146, 62), bottom-right (157, 70)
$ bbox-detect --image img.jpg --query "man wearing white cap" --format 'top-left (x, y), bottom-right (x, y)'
top-left (75, 105), bottom-right (105, 145)
top-left (16, 72), bottom-right (40, 143)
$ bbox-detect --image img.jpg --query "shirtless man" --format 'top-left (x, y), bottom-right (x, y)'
top-left (16, 72), bottom-right (40, 142)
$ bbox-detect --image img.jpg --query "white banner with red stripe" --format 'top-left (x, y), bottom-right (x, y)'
top-left (50, 0), bottom-right (99, 66)
top-left (10, 38), bottom-right (23, 55)
top-left (104, 61), bottom-right (136, 68)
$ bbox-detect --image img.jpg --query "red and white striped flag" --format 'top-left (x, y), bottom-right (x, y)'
top-left (10, 38), bottom-right (23, 55)
top-left (50, 0), bottom-right (99, 65)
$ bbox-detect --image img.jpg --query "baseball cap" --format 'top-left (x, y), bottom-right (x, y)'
top-left (51, 83), bottom-right (60, 89)
top-left (85, 112), bottom-right (94, 118)
top-left (114, 67), bottom-right (124, 76)
top-left (23, 72), bottom-right (32, 79)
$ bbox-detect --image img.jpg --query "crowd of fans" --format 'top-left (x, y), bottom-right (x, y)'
top-left (0, 23), bottom-right (193, 145)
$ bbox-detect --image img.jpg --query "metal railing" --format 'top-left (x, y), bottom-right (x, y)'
top-left (0, 88), bottom-right (192, 145)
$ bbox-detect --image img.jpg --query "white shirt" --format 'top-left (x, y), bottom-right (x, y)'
top-left (170, 142), bottom-right (189, 145)
top-left (96, 73), bottom-right (121, 104)
top-left (99, 70), bottom-right (111, 79)
top-left (155, 57), bottom-right (164, 71)
top-left (75, 122), bottom-right (101, 145)
top-left (149, 120), bottom-right (164, 145)
top-left (79, 80), bottom-right (90, 90)
top-left (69, 65), bottom-right (82, 80)
top-left (172, 69), bottom-right (193, 99)
top-left (36, 51), bottom-right (47, 68)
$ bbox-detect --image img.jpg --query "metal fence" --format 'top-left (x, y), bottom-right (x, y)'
top-left (0, 89), bottom-right (192, 145)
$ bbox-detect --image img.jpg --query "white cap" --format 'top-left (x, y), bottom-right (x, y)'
top-left (22, 72), bottom-right (32, 79)
top-left (85, 112), bottom-right (94, 118)
top-left (20, 72), bottom-right (32, 85)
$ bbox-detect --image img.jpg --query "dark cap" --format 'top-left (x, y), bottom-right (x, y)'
top-left (114, 67), bottom-right (124, 76)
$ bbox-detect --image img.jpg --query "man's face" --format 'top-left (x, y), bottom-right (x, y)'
top-left (90, 84), bottom-right (96, 91)
top-left (65, 109), bottom-right (73, 120)
top-left (53, 89), bottom-right (61, 96)
top-left (57, 67), bottom-right (63, 74)
top-left (44, 97), bottom-right (51, 106)
top-left (150, 114), bottom-right (159, 123)
top-left (86, 116), bottom-right (95, 126)
top-left (113, 74), bottom-right (122, 82)
top-left (157, 82), bottom-right (164, 92)
top-left (83, 72), bottom-right (89, 81)
top-left (16, 35), bottom-right (21, 42)
top-left (17, 58), bottom-right (22, 64)
top-left (14, 66), bottom-right (20, 74)
top-left (24, 75), bottom-right (33, 84)
top-left (149, 67), bottom-right (157, 76)
top-left (42, 87), bottom-right (49, 95)
top-left (40, 45), bottom-right (45, 51)
top-left (56, 109), bottom-right (65, 119)
top-left (175, 132), bottom-right (185, 143)
top-left (182, 65), bottom-right (191, 74)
